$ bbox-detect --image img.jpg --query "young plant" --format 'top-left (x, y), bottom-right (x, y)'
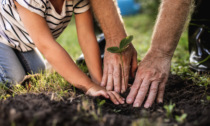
top-left (164, 101), bottom-right (175, 118)
top-left (96, 98), bottom-right (106, 107)
top-left (206, 95), bottom-right (210, 101)
top-left (107, 35), bottom-right (133, 86)
top-left (175, 113), bottom-right (187, 124)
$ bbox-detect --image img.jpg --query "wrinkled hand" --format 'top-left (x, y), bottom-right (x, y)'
top-left (101, 44), bottom-right (138, 93)
top-left (86, 84), bottom-right (125, 105)
top-left (126, 50), bottom-right (171, 108)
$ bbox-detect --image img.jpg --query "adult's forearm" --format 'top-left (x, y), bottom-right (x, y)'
top-left (150, 0), bottom-right (193, 57)
top-left (90, 0), bottom-right (127, 46)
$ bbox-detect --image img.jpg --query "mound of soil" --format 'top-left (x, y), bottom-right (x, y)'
top-left (0, 75), bottom-right (209, 126)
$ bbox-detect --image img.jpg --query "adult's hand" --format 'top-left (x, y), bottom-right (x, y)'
top-left (89, 0), bottom-right (137, 93)
top-left (126, 50), bottom-right (171, 108)
top-left (125, 0), bottom-right (192, 108)
top-left (101, 43), bottom-right (138, 93)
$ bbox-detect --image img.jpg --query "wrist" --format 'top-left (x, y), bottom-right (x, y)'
top-left (148, 47), bottom-right (174, 60)
top-left (105, 34), bottom-right (127, 47)
top-left (72, 77), bottom-right (95, 92)
top-left (83, 81), bottom-right (96, 92)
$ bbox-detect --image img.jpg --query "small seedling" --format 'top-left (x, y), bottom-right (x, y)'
top-left (175, 113), bottom-right (187, 124)
top-left (164, 101), bottom-right (175, 118)
top-left (113, 109), bottom-right (121, 113)
top-left (107, 35), bottom-right (133, 86)
top-left (206, 95), bottom-right (210, 101)
top-left (96, 98), bottom-right (106, 107)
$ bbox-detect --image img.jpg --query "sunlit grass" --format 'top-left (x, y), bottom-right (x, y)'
top-left (0, 13), bottom-right (209, 100)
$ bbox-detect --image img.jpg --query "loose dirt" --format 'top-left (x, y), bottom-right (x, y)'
top-left (0, 75), bottom-right (209, 126)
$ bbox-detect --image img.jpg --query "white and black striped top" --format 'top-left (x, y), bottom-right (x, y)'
top-left (0, 0), bottom-right (90, 52)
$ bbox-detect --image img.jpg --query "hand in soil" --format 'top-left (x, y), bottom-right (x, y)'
top-left (126, 51), bottom-right (171, 108)
top-left (101, 44), bottom-right (137, 93)
top-left (86, 84), bottom-right (125, 105)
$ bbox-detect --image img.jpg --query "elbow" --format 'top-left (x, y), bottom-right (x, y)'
top-left (34, 39), bottom-right (56, 55)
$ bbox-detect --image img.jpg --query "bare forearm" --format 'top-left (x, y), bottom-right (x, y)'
top-left (78, 35), bottom-right (102, 84)
top-left (39, 42), bottom-right (94, 91)
top-left (83, 42), bottom-right (102, 84)
top-left (150, 0), bottom-right (192, 57)
top-left (75, 10), bottom-right (102, 84)
top-left (90, 0), bottom-right (127, 46)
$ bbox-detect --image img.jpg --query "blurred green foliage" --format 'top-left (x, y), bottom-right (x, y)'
top-left (136, 0), bottom-right (161, 18)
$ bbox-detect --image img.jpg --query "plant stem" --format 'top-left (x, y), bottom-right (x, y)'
top-left (198, 55), bottom-right (210, 65)
top-left (120, 53), bottom-right (125, 88)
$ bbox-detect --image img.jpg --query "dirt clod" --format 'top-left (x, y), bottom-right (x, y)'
top-left (0, 75), bottom-right (209, 126)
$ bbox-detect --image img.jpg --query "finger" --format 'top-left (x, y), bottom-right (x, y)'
top-left (112, 91), bottom-right (125, 104)
top-left (121, 66), bottom-right (130, 93)
top-left (133, 78), bottom-right (151, 107)
top-left (126, 76), bottom-right (142, 104)
top-left (113, 64), bottom-right (121, 93)
top-left (101, 66), bottom-right (108, 87)
top-left (144, 81), bottom-right (159, 108)
top-left (106, 65), bottom-right (113, 91)
top-left (98, 90), bottom-right (110, 99)
top-left (124, 71), bottom-right (129, 92)
top-left (157, 76), bottom-right (168, 103)
top-left (108, 92), bottom-right (119, 105)
top-left (131, 51), bottom-right (138, 78)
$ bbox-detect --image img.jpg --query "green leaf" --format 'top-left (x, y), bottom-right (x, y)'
top-left (98, 100), bottom-right (106, 107)
top-left (175, 114), bottom-right (187, 123)
top-left (107, 47), bottom-right (121, 53)
top-left (207, 95), bottom-right (210, 101)
top-left (118, 48), bottom-right (127, 53)
top-left (120, 35), bottom-right (133, 49)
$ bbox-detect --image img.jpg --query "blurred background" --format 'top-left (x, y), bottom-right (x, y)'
top-left (57, 0), bottom-right (189, 72)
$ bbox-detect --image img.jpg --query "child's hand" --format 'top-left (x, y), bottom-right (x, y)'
top-left (86, 84), bottom-right (125, 105)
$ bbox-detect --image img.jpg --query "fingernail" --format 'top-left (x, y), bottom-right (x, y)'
top-left (116, 102), bottom-right (119, 105)
top-left (127, 98), bottom-right (132, 103)
top-left (121, 101), bottom-right (125, 104)
top-left (107, 87), bottom-right (112, 91)
top-left (133, 103), bottom-right (140, 107)
top-left (101, 83), bottom-right (105, 86)
top-left (115, 89), bottom-right (120, 93)
top-left (144, 103), bottom-right (150, 108)
top-left (158, 99), bottom-right (163, 103)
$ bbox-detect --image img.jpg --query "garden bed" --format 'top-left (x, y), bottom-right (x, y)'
top-left (0, 75), bottom-right (209, 126)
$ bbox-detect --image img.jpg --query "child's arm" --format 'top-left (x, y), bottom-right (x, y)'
top-left (15, 1), bottom-right (124, 105)
top-left (75, 10), bottom-right (102, 85)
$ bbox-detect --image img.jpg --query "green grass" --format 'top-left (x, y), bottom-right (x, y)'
top-left (56, 14), bottom-right (189, 63)
top-left (0, 13), bottom-right (209, 100)
top-left (0, 12), bottom-right (209, 126)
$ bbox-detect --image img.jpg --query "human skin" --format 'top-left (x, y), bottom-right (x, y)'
top-left (14, 0), bottom-right (125, 105)
top-left (90, 0), bottom-right (138, 93)
top-left (50, 0), bottom-right (102, 85)
top-left (126, 0), bottom-right (193, 108)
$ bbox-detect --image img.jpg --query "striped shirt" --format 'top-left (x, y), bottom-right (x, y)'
top-left (0, 0), bottom-right (90, 52)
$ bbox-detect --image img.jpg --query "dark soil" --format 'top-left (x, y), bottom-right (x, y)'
top-left (0, 75), bottom-right (210, 126)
